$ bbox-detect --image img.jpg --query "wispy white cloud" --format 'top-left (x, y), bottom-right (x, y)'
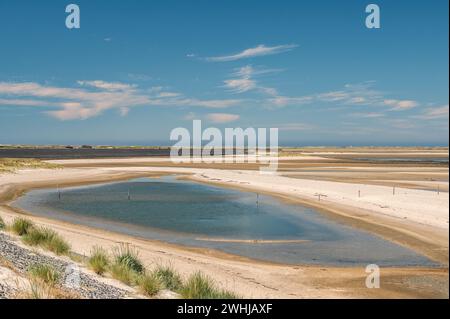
top-left (224, 77), bottom-right (256, 93)
top-left (0, 98), bottom-right (53, 107)
top-left (223, 65), bottom-right (279, 95)
top-left (414, 104), bottom-right (449, 120)
top-left (205, 113), bottom-right (240, 123)
top-left (0, 81), bottom-right (151, 120)
top-left (0, 81), bottom-right (242, 120)
top-left (182, 111), bottom-right (240, 123)
top-left (268, 96), bottom-right (313, 107)
top-left (267, 82), bottom-right (420, 112)
top-left (155, 92), bottom-right (181, 98)
top-left (77, 80), bottom-right (136, 91)
top-left (206, 44), bottom-right (297, 62)
top-left (383, 99), bottom-right (418, 111)
top-left (180, 99), bottom-right (242, 109)
top-left (349, 112), bottom-right (385, 118)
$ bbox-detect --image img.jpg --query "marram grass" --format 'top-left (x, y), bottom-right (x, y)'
top-left (153, 264), bottom-right (183, 291)
top-left (113, 244), bottom-right (145, 274)
top-left (21, 226), bottom-right (70, 255)
top-left (11, 217), bottom-right (34, 236)
top-left (181, 271), bottom-right (239, 299)
top-left (88, 246), bottom-right (110, 275)
top-left (138, 272), bottom-right (161, 297)
top-left (28, 263), bottom-right (60, 286)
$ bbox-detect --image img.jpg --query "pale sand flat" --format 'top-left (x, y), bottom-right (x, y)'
top-left (0, 154), bottom-right (448, 298)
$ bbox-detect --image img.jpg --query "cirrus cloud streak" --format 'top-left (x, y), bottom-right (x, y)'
top-left (206, 44), bottom-right (298, 62)
top-left (0, 81), bottom-right (243, 120)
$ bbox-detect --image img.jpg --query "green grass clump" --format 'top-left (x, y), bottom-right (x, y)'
top-left (138, 273), bottom-right (161, 297)
top-left (22, 226), bottom-right (54, 245)
top-left (181, 272), bottom-right (239, 299)
top-left (88, 246), bottom-right (110, 275)
top-left (28, 264), bottom-right (60, 286)
top-left (22, 226), bottom-right (70, 255)
top-left (0, 216), bottom-right (5, 230)
top-left (43, 234), bottom-right (70, 255)
top-left (113, 245), bottom-right (145, 274)
top-left (11, 217), bottom-right (34, 236)
top-left (153, 265), bottom-right (183, 291)
top-left (110, 263), bottom-right (138, 285)
top-left (110, 245), bottom-right (144, 285)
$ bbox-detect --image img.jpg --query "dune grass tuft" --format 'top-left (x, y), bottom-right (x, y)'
top-left (138, 272), bottom-right (161, 297)
top-left (22, 226), bottom-right (70, 255)
top-left (181, 272), bottom-right (239, 299)
top-left (19, 276), bottom-right (78, 299)
top-left (43, 234), bottom-right (70, 255)
top-left (110, 262), bottom-right (139, 285)
top-left (22, 226), bottom-right (55, 245)
top-left (153, 264), bottom-right (183, 291)
top-left (28, 264), bottom-right (60, 286)
top-left (113, 244), bottom-right (145, 274)
top-left (0, 216), bottom-right (5, 230)
top-left (26, 277), bottom-right (51, 299)
top-left (110, 244), bottom-right (146, 285)
top-left (88, 246), bottom-right (110, 275)
top-left (11, 217), bottom-right (34, 236)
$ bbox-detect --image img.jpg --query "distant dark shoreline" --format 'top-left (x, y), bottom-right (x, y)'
top-left (1, 147), bottom-right (448, 164)
top-left (0, 148), bottom-right (171, 159)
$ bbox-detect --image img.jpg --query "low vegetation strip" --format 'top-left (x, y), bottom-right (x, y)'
top-left (10, 218), bottom-right (70, 255)
top-left (27, 264), bottom-right (60, 286)
top-left (98, 244), bottom-right (238, 298)
top-left (0, 232), bottom-right (127, 299)
top-left (10, 217), bottom-right (34, 236)
top-left (22, 226), bottom-right (70, 255)
top-left (0, 158), bottom-right (60, 174)
top-left (181, 272), bottom-right (239, 299)
top-left (1, 217), bottom-right (239, 299)
top-left (88, 246), bottom-right (110, 275)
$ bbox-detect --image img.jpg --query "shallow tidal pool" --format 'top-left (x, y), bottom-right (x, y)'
top-left (13, 176), bottom-right (437, 267)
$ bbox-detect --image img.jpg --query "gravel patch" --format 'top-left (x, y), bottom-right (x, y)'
top-left (0, 232), bottom-right (130, 299)
top-left (0, 282), bottom-right (14, 299)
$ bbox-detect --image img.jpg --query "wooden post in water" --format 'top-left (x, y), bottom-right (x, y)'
top-left (127, 189), bottom-right (131, 200)
top-left (57, 184), bottom-right (61, 200)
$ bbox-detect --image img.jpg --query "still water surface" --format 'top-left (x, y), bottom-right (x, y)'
top-left (13, 176), bottom-right (436, 266)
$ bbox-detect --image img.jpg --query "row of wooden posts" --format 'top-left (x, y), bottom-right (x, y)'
top-left (55, 185), bottom-right (442, 203)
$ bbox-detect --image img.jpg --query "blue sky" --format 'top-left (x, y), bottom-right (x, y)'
top-left (0, 0), bottom-right (448, 146)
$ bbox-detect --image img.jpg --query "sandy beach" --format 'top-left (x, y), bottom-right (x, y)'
top-left (1, 151), bottom-right (449, 299)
